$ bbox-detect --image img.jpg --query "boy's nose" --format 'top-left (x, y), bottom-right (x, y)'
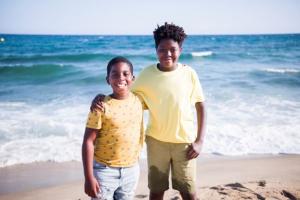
top-left (118, 74), bottom-right (126, 80)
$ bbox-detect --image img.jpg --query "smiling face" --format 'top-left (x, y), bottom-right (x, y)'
top-left (156, 39), bottom-right (182, 71)
top-left (106, 62), bottom-right (134, 99)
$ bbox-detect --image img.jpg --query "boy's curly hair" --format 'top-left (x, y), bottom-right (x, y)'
top-left (107, 56), bottom-right (133, 77)
top-left (153, 22), bottom-right (187, 48)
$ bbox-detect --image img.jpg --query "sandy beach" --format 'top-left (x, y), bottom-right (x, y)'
top-left (0, 154), bottom-right (299, 200)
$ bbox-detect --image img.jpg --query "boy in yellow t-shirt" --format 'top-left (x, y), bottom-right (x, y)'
top-left (91, 23), bottom-right (206, 200)
top-left (82, 56), bottom-right (145, 200)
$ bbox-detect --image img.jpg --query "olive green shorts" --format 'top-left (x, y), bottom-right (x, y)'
top-left (146, 136), bottom-right (197, 193)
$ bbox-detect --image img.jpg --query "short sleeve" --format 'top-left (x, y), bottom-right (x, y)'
top-left (130, 66), bottom-right (150, 97)
top-left (190, 69), bottom-right (205, 104)
top-left (131, 73), bottom-right (143, 95)
top-left (135, 93), bottom-right (148, 110)
top-left (86, 111), bottom-right (102, 129)
top-left (131, 68), bottom-right (149, 110)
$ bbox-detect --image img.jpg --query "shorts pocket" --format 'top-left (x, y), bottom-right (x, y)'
top-left (93, 160), bottom-right (108, 170)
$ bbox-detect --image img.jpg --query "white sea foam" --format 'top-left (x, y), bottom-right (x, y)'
top-left (263, 68), bottom-right (300, 74)
top-left (202, 94), bottom-right (300, 155)
top-left (0, 93), bottom-right (300, 167)
top-left (79, 38), bottom-right (89, 43)
top-left (0, 102), bottom-right (26, 107)
top-left (0, 136), bottom-right (82, 167)
top-left (191, 51), bottom-right (213, 57)
top-left (0, 99), bottom-right (89, 167)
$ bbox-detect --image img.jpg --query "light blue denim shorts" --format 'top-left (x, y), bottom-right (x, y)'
top-left (92, 160), bottom-right (140, 200)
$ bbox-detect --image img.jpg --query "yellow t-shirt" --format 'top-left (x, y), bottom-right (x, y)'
top-left (86, 92), bottom-right (144, 167)
top-left (131, 63), bottom-right (204, 143)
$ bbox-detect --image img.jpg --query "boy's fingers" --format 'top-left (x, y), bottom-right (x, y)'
top-left (191, 152), bottom-right (198, 158)
top-left (90, 94), bottom-right (106, 112)
top-left (96, 102), bottom-right (102, 108)
top-left (88, 189), bottom-right (94, 198)
top-left (187, 147), bottom-right (194, 159)
top-left (91, 191), bottom-right (96, 198)
top-left (188, 153), bottom-right (198, 159)
top-left (96, 182), bottom-right (100, 193)
top-left (187, 145), bottom-right (199, 159)
top-left (91, 185), bottom-right (99, 198)
top-left (96, 102), bottom-right (105, 112)
top-left (95, 94), bottom-right (105, 102)
top-left (192, 152), bottom-right (199, 158)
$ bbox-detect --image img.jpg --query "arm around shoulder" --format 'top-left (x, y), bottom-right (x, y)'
top-left (90, 94), bottom-right (106, 112)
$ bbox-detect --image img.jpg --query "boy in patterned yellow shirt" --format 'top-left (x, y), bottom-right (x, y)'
top-left (82, 56), bottom-right (145, 200)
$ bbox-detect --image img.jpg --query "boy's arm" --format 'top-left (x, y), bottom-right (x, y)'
top-left (90, 94), bottom-right (105, 112)
top-left (187, 102), bottom-right (206, 159)
top-left (82, 128), bottom-right (100, 198)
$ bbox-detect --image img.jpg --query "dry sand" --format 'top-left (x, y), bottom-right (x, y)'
top-left (0, 154), bottom-right (299, 200)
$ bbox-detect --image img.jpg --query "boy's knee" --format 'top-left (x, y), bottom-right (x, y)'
top-left (172, 177), bottom-right (196, 194)
top-left (179, 191), bottom-right (198, 200)
top-left (149, 191), bottom-right (165, 200)
top-left (148, 165), bottom-right (169, 192)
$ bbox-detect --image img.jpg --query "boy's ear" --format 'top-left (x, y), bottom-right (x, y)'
top-left (106, 77), bottom-right (110, 84)
top-left (132, 75), bottom-right (135, 81)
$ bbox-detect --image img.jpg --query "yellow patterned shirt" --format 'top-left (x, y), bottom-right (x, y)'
top-left (86, 92), bottom-right (145, 167)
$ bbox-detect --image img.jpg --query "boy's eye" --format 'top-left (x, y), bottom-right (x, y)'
top-left (111, 74), bottom-right (119, 78)
top-left (110, 72), bottom-right (131, 78)
top-left (158, 48), bottom-right (179, 54)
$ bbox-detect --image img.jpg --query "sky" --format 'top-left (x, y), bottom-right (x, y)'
top-left (0, 0), bottom-right (300, 35)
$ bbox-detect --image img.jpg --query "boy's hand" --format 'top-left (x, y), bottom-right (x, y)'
top-left (187, 142), bottom-right (202, 159)
top-left (84, 177), bottom-right (100, 198)
top-left (90, 94), bottom-right (105, 112)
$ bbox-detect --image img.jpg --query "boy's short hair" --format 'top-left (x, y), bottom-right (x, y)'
top-left (107, 56), bottom-right (133, 76)
top-left (153, 22), bottom-right (187, 48)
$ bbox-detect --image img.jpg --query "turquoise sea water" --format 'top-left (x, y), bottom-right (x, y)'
top-left (0, 34), bottom-right (300, 166)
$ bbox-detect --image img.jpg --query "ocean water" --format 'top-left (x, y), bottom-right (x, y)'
top-left (0, 34), bottom-right (300, 167)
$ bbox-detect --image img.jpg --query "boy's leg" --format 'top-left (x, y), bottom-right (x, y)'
top-left (170, 143), bottom-right (197, 200)
top-left (92, 160), bottom-right (119, 200)
top-left (146, 136), bottom-right (171, 199)
top-left (114, 164), bottom-right (140, 200)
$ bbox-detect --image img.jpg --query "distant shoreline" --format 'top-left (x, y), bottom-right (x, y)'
top-left (1, 33), bottom-right (300, 37)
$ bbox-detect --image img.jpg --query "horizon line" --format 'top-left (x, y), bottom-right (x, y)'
top-left (1, 32), bottom-right (300, 37)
